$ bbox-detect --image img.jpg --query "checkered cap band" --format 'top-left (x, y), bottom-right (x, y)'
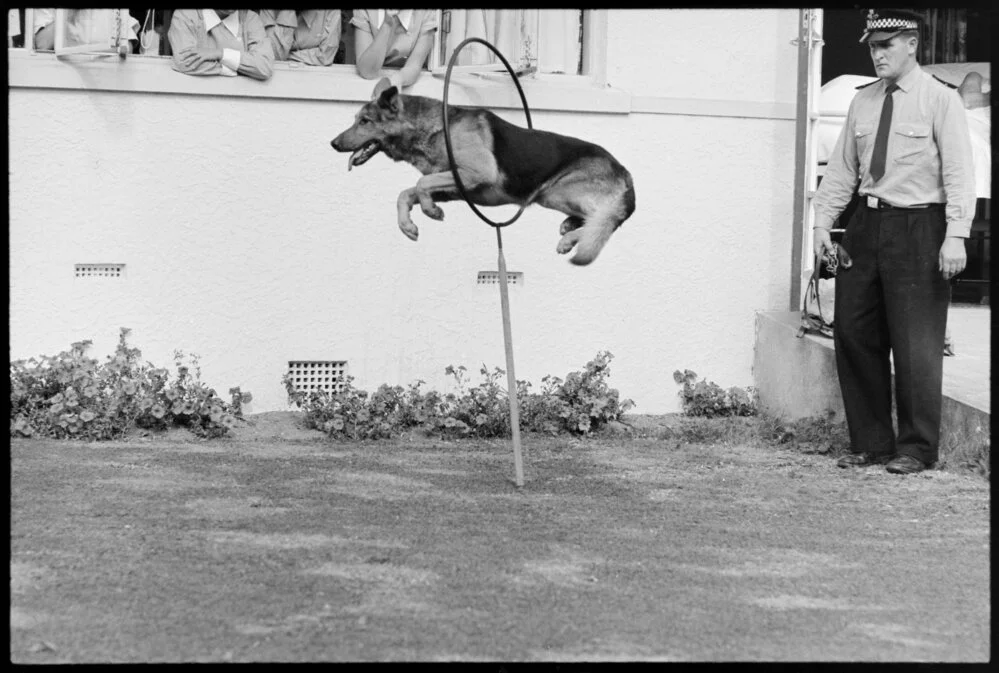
top-left (866, 16), bottom-right (919, 31)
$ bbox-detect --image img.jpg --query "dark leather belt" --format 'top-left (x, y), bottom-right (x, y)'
top-left (863, 195), bottom-right (944, 211)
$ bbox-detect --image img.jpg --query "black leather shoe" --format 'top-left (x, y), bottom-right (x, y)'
top-left (885, 455), bottom-right (929, 474)
top-left (836, 452), bottom-right (893, 468)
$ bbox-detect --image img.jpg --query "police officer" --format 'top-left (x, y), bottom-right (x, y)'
top-left (812, 9), bottom-right (976, 474)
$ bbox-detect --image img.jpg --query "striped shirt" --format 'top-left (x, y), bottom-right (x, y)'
top-left (813, 63), bottom-right (976, 238)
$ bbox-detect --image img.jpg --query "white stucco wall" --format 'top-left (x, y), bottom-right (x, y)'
top-left (606, 9), bottom-right (799, 104)
top-left (8, 9), bottom-right (799, 414)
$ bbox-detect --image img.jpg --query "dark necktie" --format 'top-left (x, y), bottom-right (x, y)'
top-left (870, 83), bottom-right (898, 183)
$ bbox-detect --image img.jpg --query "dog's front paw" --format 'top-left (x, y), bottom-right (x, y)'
top-left (556, 236), bottom-right (577, 255)
top-left (399, 219), bottom-right (420, 241)
top-left (421, 203), bottom-right (445, 221)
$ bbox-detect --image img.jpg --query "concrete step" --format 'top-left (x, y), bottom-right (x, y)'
top-left (753, 309), bottom-right (990, 461)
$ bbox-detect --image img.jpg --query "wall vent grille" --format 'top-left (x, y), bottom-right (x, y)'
top-left (75, 263), bottom-right (125, 278)
top-left (477, 271), bottom-right (523, 285)
top-left (287, 361), bottom-right (348, 393)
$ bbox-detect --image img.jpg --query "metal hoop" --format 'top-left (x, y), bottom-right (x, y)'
top-left (442, 38), bottom-right (533, 229)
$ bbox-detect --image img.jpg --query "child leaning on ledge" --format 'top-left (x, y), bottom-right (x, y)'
top-left (168, 9), bottom-right (274, 81)
top-left (351, 9), bottom-right (437, 90)
top-left (259, 10), bottom-right (343, 66)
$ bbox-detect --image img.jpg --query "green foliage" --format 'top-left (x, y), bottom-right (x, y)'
top-left (283, 375), bottom-right (439, 440)
top-left (285, 351), bottom-right (635, 440)
top-left (673, 369), bottom-right (758, 418)
top-left (522, 351), bottom-right (635, 435)
top-left (10, 328), bottom-right (248, 440)
top-left (438, 364), bottom-right (512, 438)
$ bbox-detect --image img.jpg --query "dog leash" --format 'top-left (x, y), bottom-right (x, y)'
top-left (442, 38), bottom-right (533, 488)
top-left (798, 241), bottom-right (849, 338)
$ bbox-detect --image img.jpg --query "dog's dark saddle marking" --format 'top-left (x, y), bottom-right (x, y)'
top-left (486, 112), bottom-right (612, 202)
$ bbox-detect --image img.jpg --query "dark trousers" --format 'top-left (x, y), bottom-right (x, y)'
top-left (833, 203), bottom-right (950, 464)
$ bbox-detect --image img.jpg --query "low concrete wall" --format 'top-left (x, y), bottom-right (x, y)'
top-left (753, 311), bottom-right (845, 421)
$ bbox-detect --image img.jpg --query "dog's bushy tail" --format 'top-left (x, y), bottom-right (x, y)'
top-left (569, 178), bottom-right (635, 266)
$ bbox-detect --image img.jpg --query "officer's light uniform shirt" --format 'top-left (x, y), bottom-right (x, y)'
top-left (813, 63), bottom-right (976, 239)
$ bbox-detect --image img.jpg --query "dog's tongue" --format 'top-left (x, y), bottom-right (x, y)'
top-left (347, 142), bottom-right (379, 171)
top-left (347, 149), bottom-right (362, 172)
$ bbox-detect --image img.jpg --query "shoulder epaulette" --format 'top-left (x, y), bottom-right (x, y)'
top-left (855, 79), bottom-right (879, 90)
top-left (932, 74), bottom-right (958, 90)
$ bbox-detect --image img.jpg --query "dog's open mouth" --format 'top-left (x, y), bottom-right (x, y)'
top-left (348, 141), bottom-right (380, 171)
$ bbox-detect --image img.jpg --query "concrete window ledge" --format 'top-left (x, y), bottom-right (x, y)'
top-left (6, 49), bottom-right (632, 114)
top-left (9, 49), bottom-right (799, 120)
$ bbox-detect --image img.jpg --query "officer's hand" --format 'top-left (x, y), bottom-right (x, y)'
top-left (939, 237), bottom-right (967, 280)
top-left (813, 228), bottom-right (833, 261)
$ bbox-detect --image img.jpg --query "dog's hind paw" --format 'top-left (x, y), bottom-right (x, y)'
top-left (399, 220), bottom-right (420, 241)
top-left (421, 203), bottom-right (445, 221)
top-left (556, 228), bottom-right (583, 254)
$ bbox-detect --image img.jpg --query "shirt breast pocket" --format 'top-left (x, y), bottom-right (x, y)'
top-left (893, 122), bottom-right (931, 164)
top-left (854, 123), bottom-right (875, 157)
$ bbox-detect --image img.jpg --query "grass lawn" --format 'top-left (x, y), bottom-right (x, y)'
top-left (10, 413), bottom-right (991, 662)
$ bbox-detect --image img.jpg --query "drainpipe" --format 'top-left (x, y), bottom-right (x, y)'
top-left (789, 10), bottom-right (811, 311)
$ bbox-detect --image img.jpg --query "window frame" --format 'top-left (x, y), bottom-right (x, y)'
top-left (427, 9), bottom-right (608, 88)
top-left (51, 8), bottom-right (127, 57)
top-left (23, 7), bottom-right (34, 50)
top-left (7, 45), bottom-right (632, 114)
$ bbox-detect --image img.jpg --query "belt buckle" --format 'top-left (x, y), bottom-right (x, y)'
top-left (866, 195), bottom-right (879, 209)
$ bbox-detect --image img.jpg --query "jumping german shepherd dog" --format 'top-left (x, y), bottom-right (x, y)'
top-left (331, 78), bottom-right (635, 266)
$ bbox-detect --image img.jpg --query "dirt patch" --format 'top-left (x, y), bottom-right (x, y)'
top-left (695, 548), bottom-right (862, 579)
top-left (518, 546), bottom-right (604, 588)
top-left (10, 562), bottom-right (48, 594)
top-left (647, 487), bottom-right (685, 502)
top-left (747, 594), bottom-right (884, 611)
top-left (95, 465), bottom-right (220, 492)
top-left (312, 470), bottom-right (458, 502)
top-left (304, 562), bottom-right (436, 584)
top-left (10, 607), bottom-right (49, 630)
top-left (532, 636), bottom-right (685, 662)
top-left (206, 531), bottom-right (408, 551)
top-left (225, 411), bottom-right (327, 443)
top-left (185, 498), bottom-right (291, 520)
top-left (848, 622), bottom-right (947, 650)
top-left (304, 562), bottom-right (441, 618)
top-left (407, 467), bottom-right (470, 477)
top-left (119, 412), bottom-right (328, 453)
top-left (232, 623), bottom-right (281, 637)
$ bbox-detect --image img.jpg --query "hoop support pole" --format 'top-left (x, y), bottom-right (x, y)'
top-left (496, 229), bottom-right (524, 487)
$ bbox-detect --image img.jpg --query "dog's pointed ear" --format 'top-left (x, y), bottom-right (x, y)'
top-left (370, 77), bottom-right (393, 100)
top-left (371, 77), bottom-right (402, 115)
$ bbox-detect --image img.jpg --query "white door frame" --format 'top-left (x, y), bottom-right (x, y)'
top-left (789, 9), bottom-right (824, 311)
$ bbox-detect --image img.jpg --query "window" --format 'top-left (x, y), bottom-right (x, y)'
top-left (22, 8), bottom-right (139, 56)
top-left (9, 9), bottom-right (621, 114)
top-left (13, 9), bottom-right (601, 82)
top-left (429, 10), bottom-right (586, 78)
top-left (8, 8), bottom-right (25, 48)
